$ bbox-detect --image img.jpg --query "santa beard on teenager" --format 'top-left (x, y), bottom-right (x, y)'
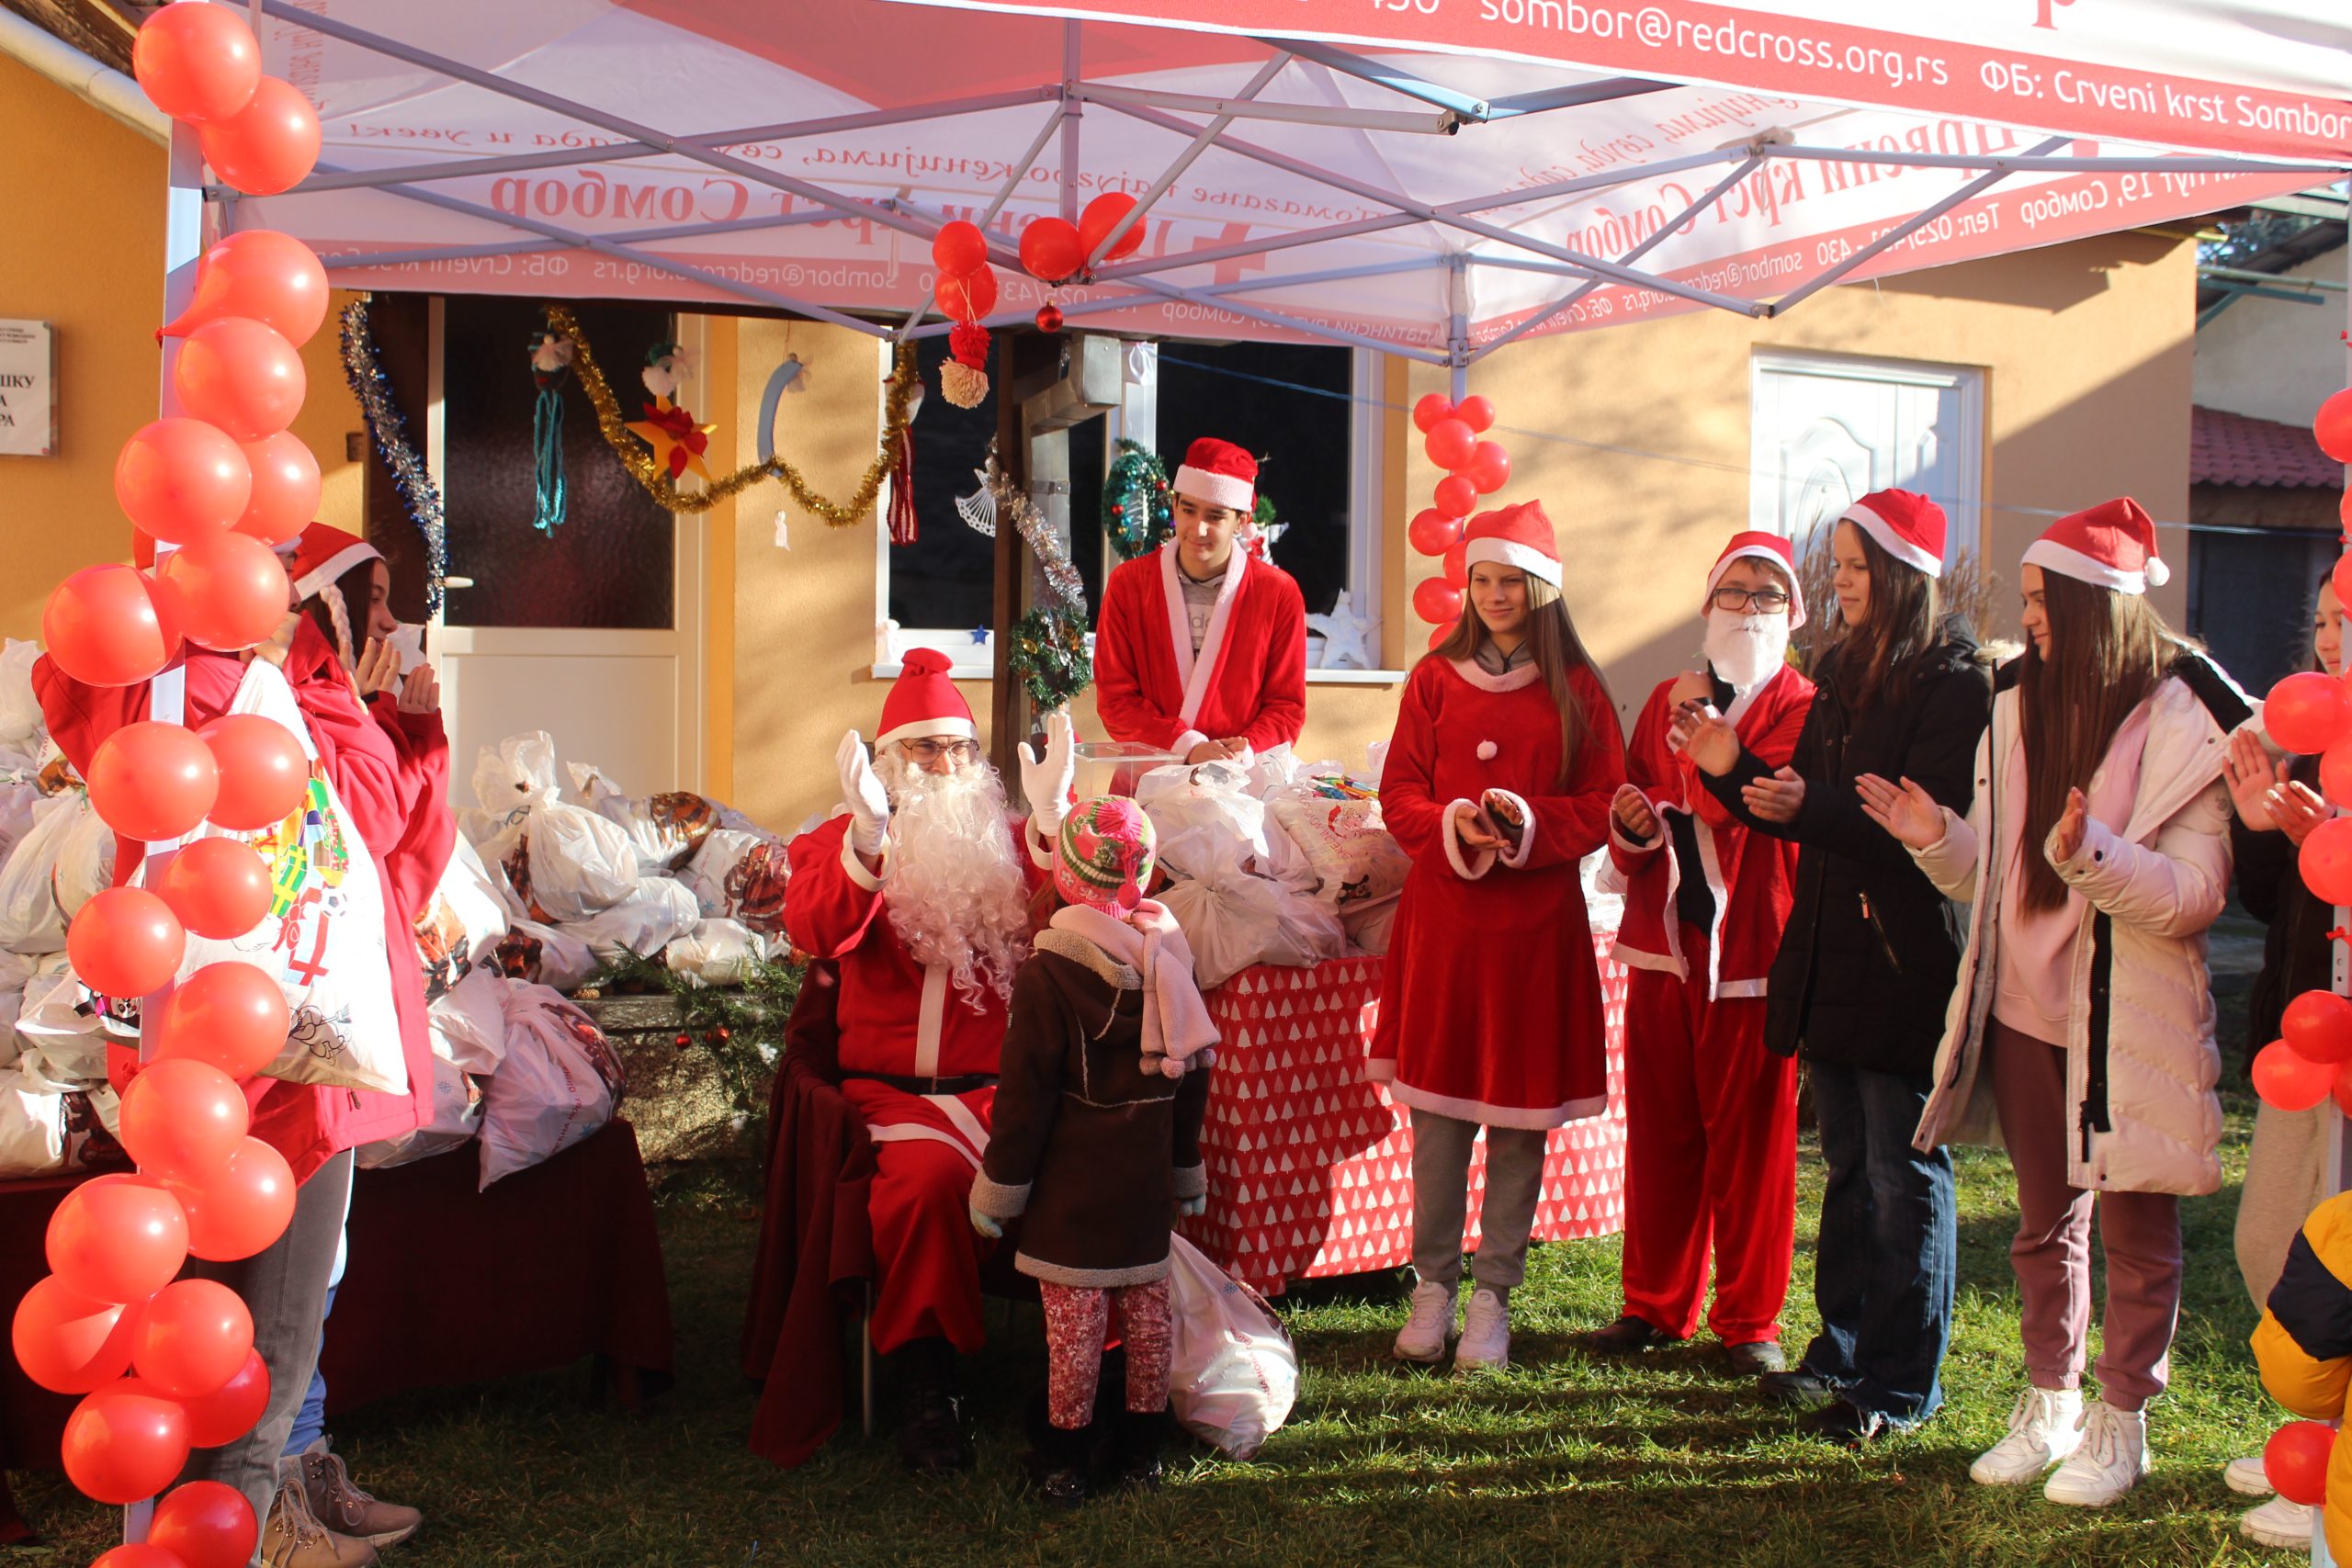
top-left (875, 748), bottom-right (1033, 1010)
top-left (1702, 604), bottom-right (1792, 692)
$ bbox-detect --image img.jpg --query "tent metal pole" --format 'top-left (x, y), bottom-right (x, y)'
top-left (1077, 51), bottom-right (1291, 270)
top-left (1446, 254), bottom-right (1469, 403)
top-left (888, 104), bottom-right (1066, 341)
top-left (1193, 257), bottom-right (1450, 296)
top-left (1073, 83), bottom-right (1456, 135)
top-left (1480, 79), bottom-right (1678, 118)
top-left (320, 207), bottom-right (843, 271)
top-left (1122, 271), bottom-right (1450, 363)
top-left (1250, 36), bottom-right (1492, 118)
top-left (1470, 153), bottom-right (1763, 360)
top-left (1767, 135), bottom-right (2065, 315)
top-left (1059, 23), bottom-right (1081, 223)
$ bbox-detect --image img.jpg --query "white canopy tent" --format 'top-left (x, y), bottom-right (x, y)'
top-left (212, 0), bottom-right (2352, 396)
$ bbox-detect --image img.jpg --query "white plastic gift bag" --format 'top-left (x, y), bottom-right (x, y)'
top-left (469, 734), bottom-right (639, 922)
top-left (427, 964), bottom-right (510, 1077)
top-left (0, 793), bottom-right (88, 953)
top-left (413, 836), bottom-right (510, 1004)
top-left (681, 829), bottom-right (789, 933)
top-left (1165, 1233), bottom-right (1297, 1461)
top-left (478, 983), bottom-right (626, 1190)
top-left (664, 918), bottom-right (766, 987)
top-left (566, 876), bottom-right (703, 964)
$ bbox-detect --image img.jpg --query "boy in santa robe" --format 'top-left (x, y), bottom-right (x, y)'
top-left (1584, 533), bottom-right (1815, 1374)
top-left (785, 649), bottom-right (1072, 1471)
top-left (1092, 437), bottom-right (1308, 763)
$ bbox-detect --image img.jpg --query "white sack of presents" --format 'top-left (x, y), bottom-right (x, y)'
top-left (468, 732), bottom-right (640, 923)
top-left (0, 793), bottom-right (108, 955)
top-left (478, 982), bottom-right (628, 1190)
top-left (680, 829), bottom-right (789, 935)
top-left (664, 918), bottom-right (770, 987)
top-left (565, 876), bottom-right (703, 964)
top-left (1157, 865), bottom-right (1345, 989)
top-left (428, 964), bottom-right (511, 1077)
top-left (413, 836), bottom-right (512, 1005)
top-left (567, 762), bottom-right (769, 873)
top-left (0, 1055), bottom-right (120, 1179)
top-left (498, 918), bottom-right (599, 992)
top-left (357, 1054), bottom-right (484, 1171)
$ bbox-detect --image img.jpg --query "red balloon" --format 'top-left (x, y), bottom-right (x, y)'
top-left (1078, 192), bottom-right (1145, 264)
top-left (10, 1275), bottom-right (142, 1394)
top-left (2334, 549), bottom-right (2352, 619)
top-left (1017, 217), bottom-right (1085, 283)
top-left (167, 1139), bottom-right (296, 1263)
top-left (46, 1175), bottom-right (188, 1304)
top-left (2285, 990), bottom-right (2352, 1065)
top-left (87, 722), bottom-right (220, 844)
top-left (62, 1377), bottom-right (190, 1506)
top-left (1454, 394), bottom-right (1497, 434)
top-left (1426, 622), bottom-right (1453, 652)
top-left (155, 845), bottom-right (276, 945)
top-left (2318, 389), bottom-right (2352, 465)
top-left (173, 319), bottom-right (305, 443)
top-left (1443, 540), bottom-right (1468, 585)
top-left (1411, 394), bottom-right (1453, 434)
top-left (157, 532), bottom-right (294, 653)
top-left (150, 959), bottom-right (289, 1078)
top-left (92, 1547), bottom-right (187, 1568)
top-left (44, 565), bottom-right (182, 688)
top-left (233, 432), bottom-right (321, 547)
top-left (1432, 475), bottom-right (1477, 520)
top-left (2302, 816), bottom-right (2352, 905)
top-left (2267, 1419), bottom-right (2336, 1505)
top-left (68, 887), bottom-right (187, 1000)
top-left (200, 715), bottom-right (310, 831)
top-left (2252, 1040), bottom-right (2333, 1111)
top-left (198, 76), bottom-right (321, 197)
top-left (1408, 508), bottom-right (1462, 557)
top-left (131, 2), bottom-right (260, 122)
top-left (165, 230), bottom-right (331, 346)
top-left (151, 1480), bottom-right (258, 1568)
top-left (2269, 671), bottom-right (2352, 755)
top-left (1412, 577), bottom-right (1464, 626)
top-left (120, 1060), bottom-right (250, 1185)
top-left (115, 419), bottom-right (251, 546)
top-left (931, 220), bottom-right (989, 276)
top-left (1424, 418), bottom-right (1476, 471)
top-left (132, 1280), bottom-right (254, 1400)
top-left (2323, 737), bottom-right (2352, 810)
top-left (1466, 440), bottom-right (1511, 495)
top-left (180, 1348), bottom-right (269, 1448)
top-left (936, 264), bottom-right (998, 321)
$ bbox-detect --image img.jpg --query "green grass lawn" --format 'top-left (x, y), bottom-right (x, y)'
top-left (6, 946), bottom-right (2311, 1566)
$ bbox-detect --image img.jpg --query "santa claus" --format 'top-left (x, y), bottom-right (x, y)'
top-left (1092, 436), bottom-right (1308, 764)
top-left (1585, 532), bottom-right (1815, 1374)
top-left (784, 649), bottom-right (1070, 1470)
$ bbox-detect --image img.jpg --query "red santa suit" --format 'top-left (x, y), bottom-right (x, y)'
top-left (783, 655), bottom-right (1046, 1355)
top-left (1091, 439), bottom-right (1306, 756)
top-left (1600, 533), bottom-right (1814, 1346)
top-left (1368, 562), bottom-right (1625, 1126)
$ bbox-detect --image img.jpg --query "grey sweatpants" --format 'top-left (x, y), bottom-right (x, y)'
top-left (1408, 1110), bottom-right (1548, 1297)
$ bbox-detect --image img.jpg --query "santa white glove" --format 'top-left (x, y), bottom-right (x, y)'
top-left (1017, 709), bottom-right (1078, 834)
top-left (1176, 1194), bottom-right (1206, 1218)
top-left (836, 729), bottom-right (890, 859)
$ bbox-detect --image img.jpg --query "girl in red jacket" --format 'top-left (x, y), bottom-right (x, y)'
top-left (1372, 502), bottom-right (1623, 1374)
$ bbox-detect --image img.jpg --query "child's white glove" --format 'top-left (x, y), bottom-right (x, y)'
top-left (1176, 1195), bottom-right (1206, 1218)
top-left (968, 1201), bottom-right (1002, 1239)
top-left (836, 729), bottom-right (890, 858)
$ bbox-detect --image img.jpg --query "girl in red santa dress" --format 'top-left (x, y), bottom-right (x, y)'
top-left (1372, 501), bottom-right (1623, 1372)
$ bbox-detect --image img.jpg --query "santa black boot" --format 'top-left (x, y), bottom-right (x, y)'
top-left (1114, 1406), bottom-right (1170, 1491)
top-left (1030, 1419), bottom-right (1093, 1506)
top-left (892, 1337), bottom-right (971, 1472)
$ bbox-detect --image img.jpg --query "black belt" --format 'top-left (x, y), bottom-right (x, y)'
top-left (843, 1071), bottom-right (998, 1096)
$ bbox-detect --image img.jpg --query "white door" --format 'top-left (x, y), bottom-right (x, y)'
top-left (425, 299), bottom-right (706, 800)
top-left (1749, 350), bottom-right (1984, 560)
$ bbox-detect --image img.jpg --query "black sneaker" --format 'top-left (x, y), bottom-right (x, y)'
top-left (1802, 1399), bottom-right (1892, 1449)
top-left (1025, 1419), bottom-right (1092, 1507)
top-left (1724, 1340), bottom-right (1786, 1377)
top-left (1758, 1366), bottom-right (1840, 1408)
top-left (1575, 1314), bottom-right (1675, 1356)
top-left (893, 1338), bottom-right (972, 1472)
top-left (1114, 1406), bottom-right (1170, 1491)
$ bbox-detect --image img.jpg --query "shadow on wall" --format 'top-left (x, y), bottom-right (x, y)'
top-left (1871, 245), bottom-right (2128, 316)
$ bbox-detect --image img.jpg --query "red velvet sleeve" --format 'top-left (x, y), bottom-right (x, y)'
top-left (1608, 683), bottom-right (1673, 877)
top-left (1240, 572), bottom-right (1307, 752)
top-left (1374, 662), bottom-right (1458, 874)
top-left (1091, 564), bottom-right (1187, 750)
top-left (784, 814), bottom-right (891, 959)
top-left (365, 693), bottom-right (455, 914)
top-left (1507, 668), bottom-right (1626, 873)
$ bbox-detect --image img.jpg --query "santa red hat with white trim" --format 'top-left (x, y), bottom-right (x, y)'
top-left (1703, 530), bottom-right (1806, 628)
top-left (1838, 489), bottom-right (1948, 579)
top-left (2021, 497), bottom-right (2169, 594)
top-left (877, 649), bottom-right (978, 749)
top-left (278, 522), bottom-right (383, 603)
top-left (1461, 501), bottom-right (1560, 587)
top-left (1170, 437), bottom-right (1258, 514)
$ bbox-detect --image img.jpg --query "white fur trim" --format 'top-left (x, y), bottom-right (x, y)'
top-left (1172, 464), bottom-right (1254, 513)
top-left (967, 1169), bottom-right (1031, 1218)
top-left (1841, 501), bottom-right (1943, 577)
top-left (1171, 728), bottom-right (1210, 758)
top-left (1171, 1163), bottom-right (1207, 1201)
top-left (1461, 536), bottom-right (1561, 587)
top-left (867, 1123), bottom-right (983, 1170)
top-left (1488, 788), bottom-right (1537, 869)
top-left (1161, 545), bottom-right (1249, 728)
top-left (1716, 977), bottom-right (1768, 998)
top-left (912, 966), bottom-right (948, 1078)
top-left (876, 715), bottom-right (978, 749)
top-left (1023, 814), bottom-right (1057, 871)
top-left (1441, 799), bottom-right (1498, 881)
top-left (291, 539), bottom-right (382, 603)
top-left (841, 829), bottom-right (889, 891)
top-left (2021, 538), bottom-right (2149, 596)
top-left (1445, 658), bottom-right (1543, 694)
top-left (1611, 942), bottom-right (1690, 980)
top-left (1381, 1079), bottom-right (1607, 1130)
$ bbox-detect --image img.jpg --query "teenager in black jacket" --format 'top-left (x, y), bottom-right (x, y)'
top-left (1684, 491), bottom-right (1991, 1445)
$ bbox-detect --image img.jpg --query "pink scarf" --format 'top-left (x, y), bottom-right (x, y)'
top-left (1049, 900), bottom-right (1221, 1078)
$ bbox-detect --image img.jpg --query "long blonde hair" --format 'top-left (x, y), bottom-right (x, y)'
top-left (1428, 575), bottom-right (1611, 787)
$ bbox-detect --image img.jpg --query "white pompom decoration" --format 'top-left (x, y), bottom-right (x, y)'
top-left (1476, 740), bottom-right (1498, 761)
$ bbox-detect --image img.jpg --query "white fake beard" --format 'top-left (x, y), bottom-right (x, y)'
top-left (1702, 607), bottom-right (1790, 693)
top-left (876, 751), bottom-right (1031, 1009)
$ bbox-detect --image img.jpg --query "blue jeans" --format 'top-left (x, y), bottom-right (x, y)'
top-left (1799, 1061), bottom-right (1955, 1425)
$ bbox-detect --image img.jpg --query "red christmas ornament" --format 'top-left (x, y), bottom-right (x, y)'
top-left (674, 1032), bottom-right (691, 1048)
top-left (1035, 302), bottom-right (1065, 333)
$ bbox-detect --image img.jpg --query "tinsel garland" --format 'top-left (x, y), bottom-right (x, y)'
top-left (340, 299), bottom-right (449, 617)
top-left (1005, 604), bottom-right (1091, 713)
top-left (1102, 437), bottom-right (1171, 560)
top-left (959, 439), bottom-right (1087, 615)
top-left (548, 304), bottom-right (920, 524)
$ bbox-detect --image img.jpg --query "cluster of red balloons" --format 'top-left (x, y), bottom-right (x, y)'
top-left (1405, 393), bottom-right (1511, 649)
top-left (2258, 657), bottom-right (2352, 906)
top-left (2252, 990), bottom-right (2352, 1112)
top-left (131, 3), bottom-right (320, 197)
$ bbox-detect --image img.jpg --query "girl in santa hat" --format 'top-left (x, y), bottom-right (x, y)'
top-left (1860, 498), bottom-right (2245, 1508)
top-left (1682, 490), bottom-right (1988, 1446)
top-left (1374, 502), bottom-right (1623, 1374)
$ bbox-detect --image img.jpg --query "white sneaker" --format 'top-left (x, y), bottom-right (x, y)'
top-left (1968, 1386), bottom-right (2084, 1485)
top-left (2041, 1400), bottom-right (2146, 1507)
top-left (2225, 1453), bottom-right (2278, 1497)
top-left (2241, 1495), bottom-right (2316, 1551)
top-left (1453, 1288), bottom-right (1510, 1373)
top-left (1392, 1280), bottom-right (1457, 1363)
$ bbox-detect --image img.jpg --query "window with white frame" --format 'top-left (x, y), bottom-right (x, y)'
top-left (879, 338), bottom-right (1387, 673)
top-left (1748, 349), bottom-right (1984, 563)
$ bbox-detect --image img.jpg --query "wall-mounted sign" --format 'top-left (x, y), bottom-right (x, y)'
top-left (0, 321), bottom-right (56, 457)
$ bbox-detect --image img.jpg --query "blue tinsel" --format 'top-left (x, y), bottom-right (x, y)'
top-left (338, 299), bottom-right (449, 618)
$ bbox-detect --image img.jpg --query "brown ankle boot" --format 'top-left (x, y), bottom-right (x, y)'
top-left (261, 1477), bottom-right (379, 1568)
top-left (300, 1440), bottom-right (423, 1550)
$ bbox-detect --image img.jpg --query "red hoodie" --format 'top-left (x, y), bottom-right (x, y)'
top-left (35, 618), bottom-right (452, 1183)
